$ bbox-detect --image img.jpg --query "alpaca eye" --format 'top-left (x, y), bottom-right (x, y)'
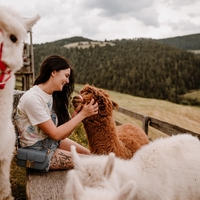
top-left (10, 35), bottom-right (17, 43)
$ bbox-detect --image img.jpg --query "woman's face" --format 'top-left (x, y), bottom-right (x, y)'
top-left (52, 68), bottom-right (71, 91)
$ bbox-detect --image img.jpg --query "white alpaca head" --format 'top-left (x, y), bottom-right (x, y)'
top-left (64, 146), bottom-right (138, 199)
top-left (0, 5), bottom-right (40, 88)
top-left (66, 170), bottom-right (137, 200)
top-left (69, 145), bottom-right (119, 189)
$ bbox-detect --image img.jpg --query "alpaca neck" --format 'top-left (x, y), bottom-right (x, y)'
top-left (0, 76), bottom-right (15, 127)
top-left (0, 75), bottom-right (15, 155)
top-left (83, 115), bottom-right (121, 152)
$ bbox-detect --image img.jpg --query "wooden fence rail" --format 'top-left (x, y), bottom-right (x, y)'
top-left (74, 90), bottom-right (200, 140)
top-left (115, 106), bottom-right (200, 140)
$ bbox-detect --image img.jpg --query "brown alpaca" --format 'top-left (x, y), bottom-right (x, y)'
top-left (72, 84), bottom-right (149, 159)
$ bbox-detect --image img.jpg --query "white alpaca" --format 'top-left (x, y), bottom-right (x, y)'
top-left (66, 134), bottom-right (200, 200)
top-left (0, 5), bottom-right (40, 199)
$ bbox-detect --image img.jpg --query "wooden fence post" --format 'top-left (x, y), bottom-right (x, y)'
top-left (142, 116), bottom-right (149, 135)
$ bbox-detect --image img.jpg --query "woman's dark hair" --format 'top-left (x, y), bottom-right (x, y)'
top-left (34, 55), bottom-right (74, 126)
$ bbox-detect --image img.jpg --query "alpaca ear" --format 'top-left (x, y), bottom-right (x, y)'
top-left (103, 152), bottom-right (115, 179)
top-left (23, 14), bottom-right (40, 32)
top-left (70, 170), bottom-right (84, 200)
top-left (112, 100), bottom-right (118, 109)
top-left (72, 96), bottom-right (83, 111)
top-left (70, 145), bottom-right (84, 171)
top-left (115, 180), bottom-right (137, 200)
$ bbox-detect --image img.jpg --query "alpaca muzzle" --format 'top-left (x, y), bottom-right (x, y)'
top-left (0, 42), bottom-right (11, 89)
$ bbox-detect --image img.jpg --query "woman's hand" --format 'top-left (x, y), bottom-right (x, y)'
top-left (38, 99), bottom-right (98, 140)
top-left (80, 99), bottom-right (98, 118)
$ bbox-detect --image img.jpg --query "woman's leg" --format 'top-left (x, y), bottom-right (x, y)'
top-left (49, 149), bottom-right (73, 170)
top-left (49, 138), bottom-right (90, 170)
top-left (59, 138), bottom-right (90, 155)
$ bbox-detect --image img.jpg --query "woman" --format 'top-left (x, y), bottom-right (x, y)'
top-left (15, 55), bottom-right (98, 171)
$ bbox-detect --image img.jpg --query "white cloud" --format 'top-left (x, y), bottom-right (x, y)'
top-left (1, 0), bottom-right (200, 43)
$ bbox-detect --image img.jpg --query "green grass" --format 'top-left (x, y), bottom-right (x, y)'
top-left (11, 153), bottom-right (27, 199)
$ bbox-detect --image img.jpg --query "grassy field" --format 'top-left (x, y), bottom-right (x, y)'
top-left (109, 90), bottom-right (200, 140)
top-left (63, 41), bottom-right (115, 49)
top-left (183, 90), bottom-right (200, 101)
top-left (187, 50), bottom-right (200, 54)
top-left (11, 84), bottom-right (200, 199)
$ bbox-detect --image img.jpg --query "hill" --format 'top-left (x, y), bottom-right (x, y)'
top-left (156, 33), bottom-right (200, 51)
top-left (34, 36), bottom-right (93, 47)
top-left (33, 35), bottom-right (200, 105)
top-left (34, 33), bottom-right (200, 50)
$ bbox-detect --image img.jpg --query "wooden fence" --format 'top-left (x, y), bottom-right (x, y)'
top-left (115, 106), bottom-right (200, 140)
top-left (74, 89), bottom-right (200, 140)
top-left (15, 30), bottom-right (35, 91)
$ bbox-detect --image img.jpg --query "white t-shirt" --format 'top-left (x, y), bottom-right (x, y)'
top-left (15, 85), bottom-right (58, 147)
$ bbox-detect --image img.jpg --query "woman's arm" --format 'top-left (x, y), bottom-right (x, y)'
top-left (38, 99), bottom-right (98, 140)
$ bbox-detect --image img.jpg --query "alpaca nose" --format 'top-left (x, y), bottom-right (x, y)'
top-left (78, 95), bottom-right (83, 102)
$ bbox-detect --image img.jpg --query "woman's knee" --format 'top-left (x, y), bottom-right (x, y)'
top-left (49, 149), bottom-right (73, 170)
top-left (59, 138), bottom-right (90, 155)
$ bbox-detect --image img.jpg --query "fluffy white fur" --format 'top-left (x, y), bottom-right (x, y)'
top-left (65, 134), bottom-right (200, 200)
top-left (66, 170), bottom-right (136, 200)
top-left (0, 5), bottom-right (40, 199)
top-left (65, 146), bottom-right (138, 199)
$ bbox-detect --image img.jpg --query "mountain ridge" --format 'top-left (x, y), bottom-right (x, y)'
top-left (34, 33), bottom-right (200, 51)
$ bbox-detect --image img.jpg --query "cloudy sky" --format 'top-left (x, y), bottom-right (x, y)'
top-left (1, 0), bottom-right (200, 44)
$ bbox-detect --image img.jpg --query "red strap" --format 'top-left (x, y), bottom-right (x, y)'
top-left (0, 43), bottom-right (6, 71)
top-left (0, 43), bottom-right (2, 58)
top-left (0, 42), bottom-right (11, 89)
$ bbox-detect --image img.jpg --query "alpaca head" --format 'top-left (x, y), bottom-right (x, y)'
top-left (64, 146), bottom-right (138, 200)
top-left (0, 5), bottom-right (40, 89)
top-left (65, 146), bottom-right (137, 200)
top-left (69, 145), bottom-right (118, 189)
top-left (65, 170), bottom-right (137, 200)
top-left (72, 84), bottom-right (118, 119)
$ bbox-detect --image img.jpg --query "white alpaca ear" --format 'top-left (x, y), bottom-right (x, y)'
top-left (71, 170), bottom-right (84, 200)
top-left (23, 14), bottom-right (40, 32)
top-left (71, 145), bottom-right (84, 170)
top-left (115, 180), bottom-right (137, 200)
top-left (103, 152), bottom-right (115, 179)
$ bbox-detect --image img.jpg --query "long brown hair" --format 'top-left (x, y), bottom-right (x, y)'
top-left (34, 55), bottom-right (74, 126)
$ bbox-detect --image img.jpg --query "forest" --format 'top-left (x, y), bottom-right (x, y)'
top-left (33, 35), bottom-right (200, 105)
